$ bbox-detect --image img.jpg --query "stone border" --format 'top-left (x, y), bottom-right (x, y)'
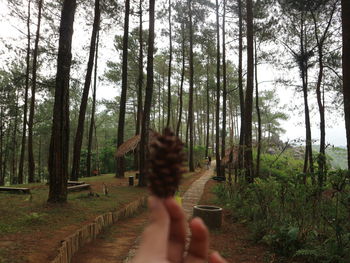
top-left (50, 196), bottom-right (147, 263)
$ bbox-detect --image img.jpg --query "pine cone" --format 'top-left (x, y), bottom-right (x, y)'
top-left (148, 128), bottom-right (185, 198)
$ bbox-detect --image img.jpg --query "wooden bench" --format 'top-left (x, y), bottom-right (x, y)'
top-left (0, 187), bottom-right (31, 194)
top-left (67, 184), bottom-right (90, 192)
top-left (67, 181), bottom-right (86, 186)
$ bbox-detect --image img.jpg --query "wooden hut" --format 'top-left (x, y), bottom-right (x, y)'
top-left (115, 130), bottom-right (157, 158)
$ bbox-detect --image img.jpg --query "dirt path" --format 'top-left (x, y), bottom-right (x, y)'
top-left (71, 167), bottom-right (214, 263)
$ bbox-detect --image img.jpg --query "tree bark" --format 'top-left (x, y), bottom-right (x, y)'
top-left (176, 21), bottom-right (185, 138)
top-left (0, 106), bottom-right (3, 185)
top-left (342, 0), bottom-right (350, 170)
top-left (28, 0), bottom-right (43, 183)
top-left (116, 0), bottom-right (130, 178)
top-left (18, 0), bottom-right (31, 184)
top-left (254, 39), bottom-right (262, 177)
top-left (166, 0), bottom-right (172, 128)
top-left (87, 30), bottom-right (100, 177)
top-left (11, 93), bottom-right (19, 184)
top-left (135, 0), bottom-right (143, 171)
top-left (48, 0), bottom-right (77, 203)
top-left (299, 15), bottom-right (314, 181)
top-left (188, 0), bottom-right (195, 172)
top-left (71, 0), bottom-right (100, 181)
top-left (238, 0), bottom-right (245, 176)
top-left (244, 0), bottom-right (254, 183)
top-left (205, 58), bottom-right (210, 157)
top-left (312, 6), bottom-right (335, 185)
top-left (139, 0), bottom-right (155, 186)
top-left (215, 0), bottom-right (221, 177)
top-left (221, 0), bottom-right (227, 177)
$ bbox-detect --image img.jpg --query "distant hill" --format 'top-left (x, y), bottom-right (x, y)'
top-left (325, 147), bottom-right (347, 169)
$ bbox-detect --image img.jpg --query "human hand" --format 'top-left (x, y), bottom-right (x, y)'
top-left (132, 196), bottom-right (227, 263)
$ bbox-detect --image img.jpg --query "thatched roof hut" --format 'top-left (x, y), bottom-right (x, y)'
top-left (115, 130), bottom-right (157, 158)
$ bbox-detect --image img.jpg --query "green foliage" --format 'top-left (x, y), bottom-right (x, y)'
top-left (184, 145), bottom-right (207, 167)
top-left (216, 156), bottom-right (350, 262)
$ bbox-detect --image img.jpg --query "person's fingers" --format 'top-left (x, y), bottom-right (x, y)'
top-left (184, 217), bottom-right (209, 263)
top-left (209, 251), bottom-right (228, 263)
top-left (164, 198), bottom-right (187, 262)
top-left (134, 196), bottom-right (170, 261)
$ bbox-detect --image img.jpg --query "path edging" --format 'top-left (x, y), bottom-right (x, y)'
top-left (50, 196), bottom-right (147, 263)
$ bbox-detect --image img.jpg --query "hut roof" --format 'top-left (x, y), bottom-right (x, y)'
top-left (115, 135), bottom-right (141, 158)
top-left (115, 130), bottom-right (157, 158)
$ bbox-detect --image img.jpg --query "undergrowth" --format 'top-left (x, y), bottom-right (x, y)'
top-left (216, 153), bottom-right (350, 263)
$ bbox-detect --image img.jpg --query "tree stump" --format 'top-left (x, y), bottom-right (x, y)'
top-left (193, 205), bottom-right (222, 229)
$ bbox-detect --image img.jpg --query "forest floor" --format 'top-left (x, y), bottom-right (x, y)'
top-left (0, 170), bottom-right (200, 263)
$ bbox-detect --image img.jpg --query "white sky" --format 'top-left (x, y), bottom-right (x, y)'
top-left (0, 0), bottom-right (347, 147)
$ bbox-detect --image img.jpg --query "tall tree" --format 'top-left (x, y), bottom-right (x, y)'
top-left (116, 0), bottom-right (130, 178)
top-left (215, 0), bottom-right (221, 177)
top-left (135, 0), bottom-right (144, 170)
top-left (244, 0), bottom-right (254, 183)
top-left (87, 30), bottom-right (100, 177)
top-left (221, 0), bottom-right (227, 177)
top-left (48, 0), bottom-right (77, 203)
top-left (70, 0), bottom-right (100, 181)
top-left (176, 20), bottom-right (185, 138)
top-left (28, 0), bottom-right (43, 183)
top-left (254, 39), bottom-right (262, 177)
top-left (237, 0), bottom-right (245, 175)
top-left (18, 0), bottom-right (31, 184)
top-left (188, 0), bottom-right (195, 172)
top-left (311, 0), bottom-right (338, 185)
top-left (342, 0), bottom-right (350, 169)
top-left (166, 0), bottom-right (173, 128)
top-left (139, 0), bottom-right (155, 186)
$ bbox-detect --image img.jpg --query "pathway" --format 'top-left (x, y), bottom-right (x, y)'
top-left (123, 163), bottom-right (214, 262)
top-left (71, 165), bottom-right (214, 263)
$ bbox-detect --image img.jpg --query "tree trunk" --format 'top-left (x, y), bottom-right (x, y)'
top-left (94, 121), bottom-right (100, 174)
top-left (38, 135), bottom-right (41, 182)
top-left (166, 0), bottom-right (172, 128)
top-left (299, 16), bottom-right (314, 181)
top-left (18, 0), bottom-right (31, 184)
top-left (176, 21), bottom-right (185, 138)
top-left (71, 0), bottom-right (100, 180)
top-left (116, 0), bottom-right (130, 178)
top-left (139, 0), bottom-right (155, 187)
top-left (0, 106), bottom-right (3, 185)
top-left (342, 0), bottom-right (350, 170)
top-left (221, 0), bottom-right (227, 177)
top-left (135, 0), bottom-right (143, 171)
top-left (215, 0), bottom-right (221, 177)
top-left (188, 0), bottom-right (195, 172)
top-left (48, 0), bottom-right (77, 203)
top-left (254, 39), bottom-right (262, 178)
top-left (244, 0), bottom-right (254, 183)
top-left (205, 58), bottom-right (210, 157)
top-left (11, 92), bottom-right (19, 184)
top-left (87, 30), bottom-right (100, 177)
top-left (237, 0), bottom-right (245, 176)
top-left (28, 0), bottom-right (43, 183)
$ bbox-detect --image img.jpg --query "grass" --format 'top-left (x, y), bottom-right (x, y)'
top-left (0, 173), bottom-right (147, 235)
top-left (0, 169), bottom-right (199, 262)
